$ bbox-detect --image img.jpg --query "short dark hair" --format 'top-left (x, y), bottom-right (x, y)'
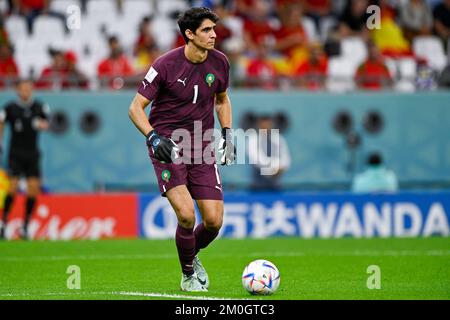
top-left (367, 152), bottom-right (383, 166)
top-left (108, 35), bottom-right (119, 44)
top-left (177, 7), bottom-right (219, 44)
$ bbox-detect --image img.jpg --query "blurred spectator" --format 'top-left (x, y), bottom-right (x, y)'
top-left (64, 50), bottom-right (89, 89)
top-left (399, 0), bottom-right (433, 43)
top-left (275, 0), bottom-right (302, 23)
top-left (133, 16), bottom-right (160, 74)
top-left (415, 57), bottom-right (438, 90)
top-left (303, 0), bottom-right (333, 32)
top-left (210, 3), bottom-right (233, 52)
top-left (0, 43), bottom-right (19, 88)
top-left (98, 35), bottom-right (134, 90)
top-left (235, 0), bottom-right (262, 19)
top-left (245, 45), bottom-right (277, 89)
top-left (371, 0), bottom-right (412, 57)
top-left (0, 17), bottom-right (10, 46)
top-left (242, 0), bottom-right (275, 55)
top-left (272, 2), bottom-right (309, 74)
top-left (352, 152), bottom-right (398, 193)
top-left (11, 0), bottom-right (67, 34)
top-left (432, 0), bottom-right (450, 50)
top-left (248, 114), bottom-right (291, 191)
top-left (36, 48), bottom-right (68, 90)
top-left (338, 0), bottom-right (371, 40)
top-left (438, 63), bottom-right (450, 88)
top-left (294, 41), bottom-right (328, 90)
top-left (36, 48), bottom-right (88, 90)
top-left (354, 40), bottom-right (393, 90)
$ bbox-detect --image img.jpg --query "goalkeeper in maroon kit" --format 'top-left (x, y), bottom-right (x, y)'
top-left (129, 7), bottom-right (235, 292)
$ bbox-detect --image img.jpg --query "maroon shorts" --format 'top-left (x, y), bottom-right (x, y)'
top-left (150, 157), bottom-right (223, 200)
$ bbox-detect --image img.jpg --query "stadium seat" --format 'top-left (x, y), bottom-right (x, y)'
top-left (326, 57), bottom-right (357, 92)
top-left (397, 58), bottom-right (417, 81)
top-left (384, 57), bottom-right (397, 79)
top-left (15, 39), bottom-right (49, 78)
top-left (0, 0), bottom-right (8, 13)
top-left (157, 0), bottom-right (188, 17)
top-left (395, 79), bottom-right (415, 92)
top-left (49, 0), bottom-right (79, 13)
top-left (104, 17), bottom-right (140, 49)
top-left (121, 0), bottom-right (153, 21)
top-left (34, 16), bottom-right (66, 40)
top-left (151, 16), bottom-right (177, 51)
top-left (5, 15), bottom-right (29, 43)
top-left (302, 16), bottom-right (319, 42)
top-left (413, 36), bottom-right (447, 72)
top-left (86, 0), bottom-right (119, 24)
top-left (340, 37), bottom-right (367, 67)
top-left (319, 16), bottom-right (337, 42)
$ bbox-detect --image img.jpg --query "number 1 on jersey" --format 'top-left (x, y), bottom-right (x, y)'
top-left (193, 85), bottom-right (198, 104)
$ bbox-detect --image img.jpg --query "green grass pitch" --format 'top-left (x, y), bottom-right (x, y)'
top-left (0, 237), bottom-right (449, 300)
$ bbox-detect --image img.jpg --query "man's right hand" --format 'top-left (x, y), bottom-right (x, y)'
top-left (146, 130), bottom-right (179, 163)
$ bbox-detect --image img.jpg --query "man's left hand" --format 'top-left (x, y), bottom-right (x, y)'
top-left (218, 127), bottom-right (236, 166)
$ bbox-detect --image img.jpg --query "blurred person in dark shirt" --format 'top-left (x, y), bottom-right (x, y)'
top-left (11, 0), bottom-right (66, 34)
top-left (0, 79), bottom-right (49, 240)
top-left (399, 0), bottom-right (433, 43)
top-left (338, 0), bottom-right (371, 40)
top-left (433, 0), bottom-right (450, 51)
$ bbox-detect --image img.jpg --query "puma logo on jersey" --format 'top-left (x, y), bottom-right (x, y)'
top-left (177, 78), bottom-right (187, 86)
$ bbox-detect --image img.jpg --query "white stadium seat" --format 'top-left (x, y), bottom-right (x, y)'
top-left (397, 58), bottom-right (417, 81)
top-left (319, 16), bottom-right (337, 42)
top-left (0, 0), bottom-right (8, 13)
top-left (384, 57), bottom-right (397, 79)
top-left (326, 57), bottom-right (357, 92)
top-left (157, 0), bottom-right (188, 16)
top-left (86, 0), bottom-right (119, 24)
top-left (151, 16), bottom-right (177, 51)
top-left (33, 16), bottom-right (66, 40)
top-left (15, 38), bottom-right (49, 77)
top-left (302, 16), bottom-right (318, 42)
top-left (413, 36), bottom-right (448, 72)
top-left (340, 37), bottom-right (367, 67)
top-left (122, 0), bottom-right (153, 21)
top-left (5, 15), bottom-right (28, 43)
top-left (49, 0), bottom-right (79, 13)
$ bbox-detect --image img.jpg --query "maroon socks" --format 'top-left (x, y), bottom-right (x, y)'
top-left (175, 224), bottom-right (196, 276)
top-left (194, 223), bottom-right (219, 255)
top-left (175, 223), bottom-right (220, 275)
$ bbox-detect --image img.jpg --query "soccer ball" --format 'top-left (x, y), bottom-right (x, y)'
top-left (242, 259), bottom-right (280, 295)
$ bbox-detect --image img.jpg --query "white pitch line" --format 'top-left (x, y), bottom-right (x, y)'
top-left (0, 253), bottom-right (175, 262)
top-left (0, 291), bottom-right (253, 301)
top-left (1, 250), bottom-right (449, 262)
top-left (113, 291), bottom-right (252, 300)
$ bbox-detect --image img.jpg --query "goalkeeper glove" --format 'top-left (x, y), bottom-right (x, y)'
top-left (218, 127), bottom-right (236, 166)
top-left (146, 130), bottom-right (179, 163)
